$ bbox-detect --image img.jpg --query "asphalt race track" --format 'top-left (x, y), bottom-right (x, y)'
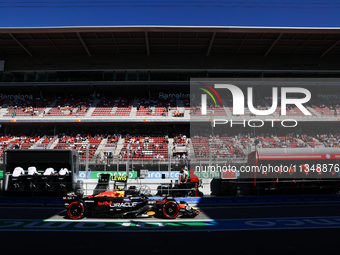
top-left (1, 203), bottom-right (340, 254)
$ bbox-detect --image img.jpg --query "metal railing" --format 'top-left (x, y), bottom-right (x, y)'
top-left (81, 180), bottom-right (201, 197)
top-left (78, 157), bottom-right (247, 173)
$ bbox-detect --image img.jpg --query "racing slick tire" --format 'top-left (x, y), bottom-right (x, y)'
top-left (67, 201), bottom-right (87, 219)
top-left (162, 201), bottom-right (180, 219)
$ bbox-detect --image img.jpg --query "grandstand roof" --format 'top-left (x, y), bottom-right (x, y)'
top-left (1, 26), bottom-right (340, 58)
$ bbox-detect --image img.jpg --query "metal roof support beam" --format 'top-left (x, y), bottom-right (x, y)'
top-left (237, 33), bottom-right (248, 53)
top-left (206, 32), bottom-right (216, 56)
top-left (321, 39), bottom-right (340, 57)
top-left (9, 33), bottom-right (33, 57)
top-left (145, 31), bottom-right (150, 56)
top-left (111, 33), bottom-right (120, 52)
top-left (27, 33), bottom-right (34, 40)
top-left (294, 34), bottom-right (313, 54)
top-left (265, 33), bottom-right (282, 57)
top-left (177, 32), bottom-right (181, 52)
top-left (45, 34), bottom-right (61, 53)
top-left (76, 32), bottom-right (91, 57)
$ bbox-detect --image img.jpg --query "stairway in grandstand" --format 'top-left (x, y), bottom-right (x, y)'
top-left (307, 106), bottom-right (319, 116)
top-left (130, 106), bottom-right (138, 117)
top-left (175, 100), bottom-right (184, 118)
top-left (93, 138), bottom-right (108, 158)
top-left (40, 99), bottom-right (57, 117)
top-left (168, 138), bottom-right (174, 158)
top-left (224, 106), bottom-right (232, 116)
top-left (31, 137), bottom-right (47, 149)
top-left (0, 107), bottom-right (7, 117)
top-left (176, 100), bottom-right (184, 107)
top-left (300, 136), bottom-right (324, 148)
top-left (47, 137), bottom-right (60, 149)
top-left (264, 101), bottom-right (279, 118)
top-left (297, 138), bottom-right (307, 147)
top-left (188, 138), bottom-right (196, 160)
top-left (84, 99), bottom-right (100, 117)
top-left (114, 138), bottom-right (125, 158)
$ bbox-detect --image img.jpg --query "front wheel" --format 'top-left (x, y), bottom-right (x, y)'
top-left (162, 201), bottom-right (180, 219)
top-left (67, 201), bottom-right (86, 219)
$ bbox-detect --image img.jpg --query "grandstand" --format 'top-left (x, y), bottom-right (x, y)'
top-left (1, 127), bottom-right (339, 162)
top-left (1, 26), bottom-right (340, 195)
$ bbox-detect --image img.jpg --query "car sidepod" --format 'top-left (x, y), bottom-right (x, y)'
top-left (71, 195), bottom-right (158, 218)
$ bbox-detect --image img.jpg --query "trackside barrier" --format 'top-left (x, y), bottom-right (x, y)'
top-left (80, 181), bottom-right (202, 197)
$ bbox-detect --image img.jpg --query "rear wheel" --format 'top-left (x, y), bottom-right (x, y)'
top-left (67, 201), bottom-right (86, 219)
top-left (162, 201), bottom-right (180, 219)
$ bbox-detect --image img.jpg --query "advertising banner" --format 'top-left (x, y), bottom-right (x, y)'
top-left (84, 171), bottom-right (138, 179)
top-left (147, 171), bottom-right (180, 179)
top-left (147, 170), bottom-right (222, 179)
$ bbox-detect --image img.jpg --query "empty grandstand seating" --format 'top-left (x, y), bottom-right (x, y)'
top-left (91, 106), bottom-right (132, 116)
top-left (190, 106), bottom-right (227, 116)
top-left (136, 106), bottom-right (169, 116)
top-left (0, 130), bottom-right (339, 162)
top-left (300, 135), bottom-right (322, 148)
top-left (105, 135), bottom-right (119, 147)
top-left (47, 107), bottom-right (87, 117)
top-left (135, 98), bottom-right (177, 116)
top-left (5, 107), bottom-right (46, 117)
top-left (19, 137), bottom-right (40, 149)
top-left (3, 97), bottom-right (52, 117)
top-left (313, 106), bottom-right (337, 116)
top-left (36, 136), bottom-right (54, 149)
top-left (2, 92), bottom-right (340, 120)
top-left (0, 136), bottom-right (40, 159)
top-left (191, 136), bottom-right (244, 159)
top-left (92, 107), bottom-right (114, 116)
top-left (120, 136), bottom-right (169, 159)
top-left (114, 107), bottom-right (132, 116)
top-left (54, 135), bottom-right (103, 159)
top-left (91, 97), bottom-right (133, 117)
top-left (317, 133), bottom-right (340, 147)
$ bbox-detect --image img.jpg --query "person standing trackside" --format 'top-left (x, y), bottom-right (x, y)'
top-left (179, 167), bottom-right (188, 184)
top-left (178, 167), bottom-right (188, 196)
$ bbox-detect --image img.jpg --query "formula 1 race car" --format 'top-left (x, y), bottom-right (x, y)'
top-left (63, 190), bottom-right (200, 219)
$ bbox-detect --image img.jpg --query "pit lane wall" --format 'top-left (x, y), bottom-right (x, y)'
top-left (80, 177), bottom-right (212, 196)
top-left (78, 170), bottom-right (218, 196)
